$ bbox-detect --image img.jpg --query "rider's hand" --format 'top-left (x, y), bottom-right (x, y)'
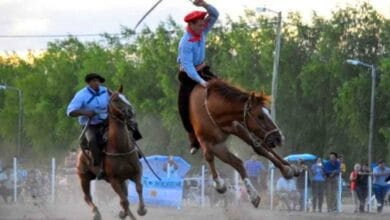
top-left (201, 81), bottom-right (208, 88)
top-left (193, 0), bottom-right (207, 7)
top-left (85, 111), bottom-right (96, 118)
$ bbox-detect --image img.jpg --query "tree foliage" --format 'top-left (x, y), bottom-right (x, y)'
top-left (0, 2), bottom-right (389, 168)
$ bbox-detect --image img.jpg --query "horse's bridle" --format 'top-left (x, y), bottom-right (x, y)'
top-left (242, 96), bottom-right (280, 148)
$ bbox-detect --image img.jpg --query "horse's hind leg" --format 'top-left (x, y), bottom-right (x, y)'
top-left (111, 180), bottom-right (136, 220)
top-left (202, 145), bottom-right (227, 194)
top-left (80, 174), bottom-right (101, 220)
top-left (213, 145), bottom-right (261, 208)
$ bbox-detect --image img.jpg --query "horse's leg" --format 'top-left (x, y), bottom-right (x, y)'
top-left (131, 174), bottom-right (147, 216)
top-left (231, 121), bottom-right (298, 179)
top-left (110, 179), bottom-right (136, 220)
top-left (202, 144), bottom-right (227, 194)
top-left (254, 146), bottom-right (296, 179)
top-left (212, 145), bottom-right (261, 208)
top-left (79, 173), bottom-right (101, 220)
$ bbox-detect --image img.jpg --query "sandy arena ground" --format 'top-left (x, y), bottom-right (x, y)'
top-left (1, 201), bottom-right (389, 220)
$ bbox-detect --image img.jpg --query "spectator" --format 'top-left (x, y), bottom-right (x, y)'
top-left (244, 155), bottom-right (265, 193)
top-left (372, 159), bottom-right (390, 213)
top-left (276, 175), bottom-right (300, 211)
top-left (349, 163), bottom-right (361, 213)
top-left (310, 157), bottom-right (326, 213)
top-left (163, 155), bottom-right (179, 178)
top-left (296, 159), bottom-right (308, 211)
top-left (324, 152), bottom-right (340, 213)
top-left (339, 155), bottom-right (347, 179)
top-left (356, 163), bottom-right (370, 213)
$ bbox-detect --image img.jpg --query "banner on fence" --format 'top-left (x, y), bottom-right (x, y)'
top-left (128, 176), bottom-right (184, 207)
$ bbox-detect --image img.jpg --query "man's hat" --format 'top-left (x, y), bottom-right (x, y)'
top-left (85, 73), bottom-right (105, 83)
top-left (184, 10), bottom-right (207, 23)
top-left (377, 159), bottom-right (384, 164)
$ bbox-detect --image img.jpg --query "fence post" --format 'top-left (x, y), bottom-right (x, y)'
top-left (304, 170), bottom-right (308, 212)
top-left (367, 175), bottom-right (372, 212)
top-left (201, 164), bottom-right (205, 207)
top-left (13, 157), bottom-right (17, 203)
top-left (51, 157), bottom-right (56, 203)
top-left (337, 172), bottom-right (342, 212)
top-left (270, 168), bottom-right (274, 210)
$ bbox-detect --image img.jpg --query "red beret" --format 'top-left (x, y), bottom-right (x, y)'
top-left (184, 10), bottom-right (207, 23)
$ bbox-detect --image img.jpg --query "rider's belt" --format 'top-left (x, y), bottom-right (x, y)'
top-left (179, 62), bottom-right (206, 72)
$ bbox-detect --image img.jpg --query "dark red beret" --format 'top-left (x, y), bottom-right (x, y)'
top-left (184, 10), bottom-right (207, 23)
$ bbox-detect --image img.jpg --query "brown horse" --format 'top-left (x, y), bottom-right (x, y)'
top-left (189, 79), bottom-right (299, 207)
top-left (77, 86), bottom-right (146, 220)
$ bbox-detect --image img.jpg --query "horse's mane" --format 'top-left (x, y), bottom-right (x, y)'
top-left (207, 79), bottom-right (270, 106)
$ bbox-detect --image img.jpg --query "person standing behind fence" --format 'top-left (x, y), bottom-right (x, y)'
top-left (349, 163), bottom-right (361, 213)
top-left (244, 155), bottom-right (265, 193)
top-left (356, 163), bottom-right (370, 213)
top-left (163, 155), bottom-right (179, 178)
top-left (372, 159), bottom-right (390, 213)
top-left (310, 157), bottom-right (325, 213)
top-left (324, 152), bottom-right (340, 213)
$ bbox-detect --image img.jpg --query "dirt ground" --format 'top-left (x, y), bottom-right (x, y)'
top-left (1, 201), bottom-right (390, 220)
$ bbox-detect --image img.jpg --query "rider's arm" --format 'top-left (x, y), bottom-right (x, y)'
top-left (202, 3), bottom-right (219, 34)
top-left (67, 91), bottom-right (95, 118)
top-left (179, 41), bottom-right (207, 86)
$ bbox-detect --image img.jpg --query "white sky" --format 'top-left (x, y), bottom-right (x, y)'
top-left (0, 0), bottom-right (389, 55)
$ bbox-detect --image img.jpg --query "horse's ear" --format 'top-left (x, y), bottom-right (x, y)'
top-left (250, 92), bottom-right (256, 102)
top-left (118, 84), bottom-right (123, 93)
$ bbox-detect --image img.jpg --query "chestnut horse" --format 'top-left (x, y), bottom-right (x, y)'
top-left (77, 86), bottom-right (146, 220)
top-left (190, 79), bottom-right (299, 207)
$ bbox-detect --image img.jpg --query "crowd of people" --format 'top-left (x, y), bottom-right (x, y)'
top-left (242, 152), bottom-right (390, 214)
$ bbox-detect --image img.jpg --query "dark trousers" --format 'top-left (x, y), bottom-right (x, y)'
top-left (356, 186), bottom-right (368, 212)
top-left (373, 184), bottom-right (390, 206)
top-left (177, 66), bottom-right (217, 133)
top-left (325, 177), bottom-right (338, 212)
top-left (312, 181), bottom-right (325, 211)
top-left (83, 124), bottom-right (106, 166)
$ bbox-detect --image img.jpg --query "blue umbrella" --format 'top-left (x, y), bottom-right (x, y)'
top-left (141, 155), bottom-right (191, 178)
top-left (284, 153), bottom-right (317, 162)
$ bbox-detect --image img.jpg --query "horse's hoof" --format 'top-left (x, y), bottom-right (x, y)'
top-left (216, 185), bottom-right (227, 194)
top-left (119, 211), bottom-right (127, 219)
top-left (291, 164), bottom-right (300, 177)
top-left (137, 208), bottom-right (147, 216)
top-left (251, 196), bottom-right (261, 208)
top-left (93, 209), bottom-right (101, 220)
top-left (282, 165), bottom-right (294, 179)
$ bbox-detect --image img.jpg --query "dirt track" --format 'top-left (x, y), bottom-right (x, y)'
top-left (1, 202), bottom-right (390, 220)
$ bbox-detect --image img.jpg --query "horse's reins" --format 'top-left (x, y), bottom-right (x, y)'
top-left (204, 90), bottom-right (279, 147)
top-left (106, 97), bottom-right (162, 181)
top-left (242, 96), bottom-right (280, 146)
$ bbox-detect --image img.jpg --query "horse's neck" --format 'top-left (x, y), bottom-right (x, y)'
top-left (208, 97), bottom-right (244, 125)
top-left (107, 118), bottom-right (133, 153)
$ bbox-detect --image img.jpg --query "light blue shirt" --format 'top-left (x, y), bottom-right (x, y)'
top-left (311, 163), bottom-right (326, 182)
top-left (177, 4), bottom-right (219, 84)
top-left (373, 165), bottom-right (390, 186)
top-left (66, 86), bottom-right (110, 125)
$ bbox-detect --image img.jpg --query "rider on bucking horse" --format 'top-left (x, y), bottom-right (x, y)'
top-left (66, 73), bottom-right (142, 180)
top-left (177, 0), bottom-right (219, 155)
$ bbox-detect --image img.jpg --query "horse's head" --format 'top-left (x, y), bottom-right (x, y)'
top-left (109, 85), bottom-right (133, 122)
top-left (244, 92), bottom-right (283, 148)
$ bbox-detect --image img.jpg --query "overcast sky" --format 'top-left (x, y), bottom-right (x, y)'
top-left (0, 0), bottom-right (389, 55)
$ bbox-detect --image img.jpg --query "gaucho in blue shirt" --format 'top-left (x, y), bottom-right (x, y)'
top-left (67, 73), bottom-right (110, 179)
top-left (177, 0), bottom-right (219, 155)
